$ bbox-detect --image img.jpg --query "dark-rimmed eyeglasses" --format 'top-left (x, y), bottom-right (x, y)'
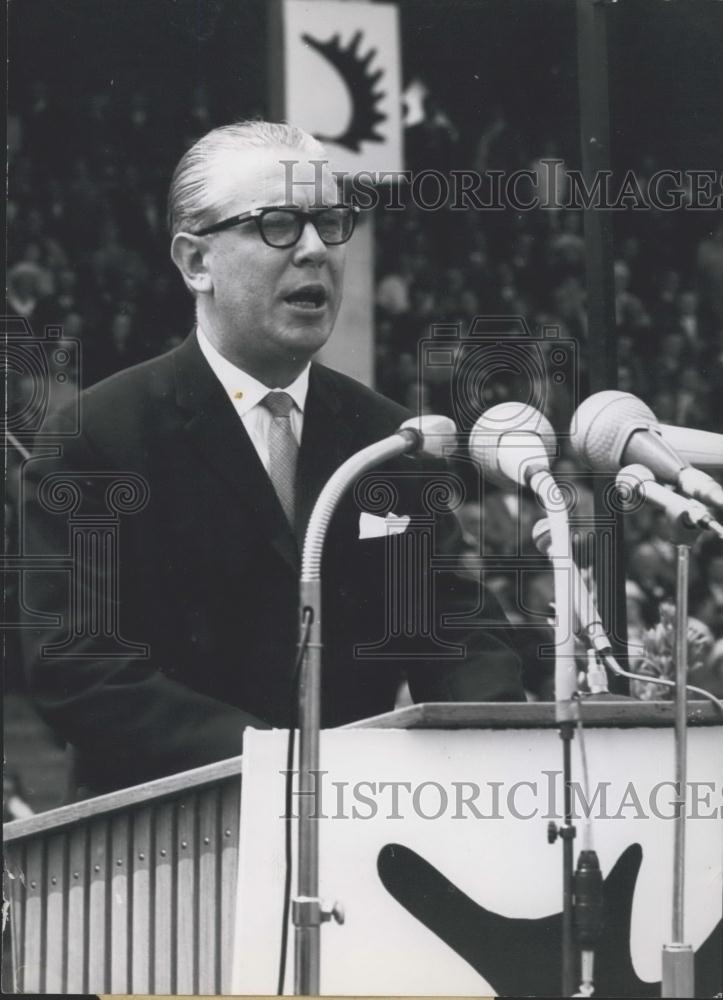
top-left (192, 204), bottom-right (359, 247)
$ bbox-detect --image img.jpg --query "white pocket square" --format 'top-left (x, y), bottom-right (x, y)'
top-left (358, 511), bottom-right (411, 539)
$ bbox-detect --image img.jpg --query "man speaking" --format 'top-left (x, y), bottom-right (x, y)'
top-left (22, 121), bottom-right (525, 796)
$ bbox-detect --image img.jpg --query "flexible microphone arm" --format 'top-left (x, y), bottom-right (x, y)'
top-left (294, 416), bottom-right (456, 996)
top-left (526, 471), bottom-right (579, 712)
top-left (302, 415), bottom-right (456, 582)
top-left (302, 433), bottom-right (416, 581)
top-left (532, 518), bottom-right (616, 660)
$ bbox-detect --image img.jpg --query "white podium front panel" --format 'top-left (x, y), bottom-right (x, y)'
top-left (232, 726), bottom-right (723, 996)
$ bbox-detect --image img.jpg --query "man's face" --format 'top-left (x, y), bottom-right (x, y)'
top-left (202, 147), bottom-right (346, 377)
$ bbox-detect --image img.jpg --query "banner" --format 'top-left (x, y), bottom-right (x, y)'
top-left (282, 0), bottom-right (402, 175)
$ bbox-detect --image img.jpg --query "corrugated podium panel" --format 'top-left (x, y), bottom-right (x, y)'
top-left (130, 807), bottom-right (152, 994)
top-left (66, 823), bottom-right (88, 993)
top-left (4, 755), bottom-right (243, 995)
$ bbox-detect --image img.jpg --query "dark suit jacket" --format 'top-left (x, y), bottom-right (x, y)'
top-left (21, 333), bottom-right (524, 793)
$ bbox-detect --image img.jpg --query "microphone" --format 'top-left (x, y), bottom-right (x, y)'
top-left (470, 404), bottom-right (578, 706)
top-left (660, 424), bottom-right (723, 471)
top-left (532, 518), bottom-right (613, 656)
top-left (615, 464), bottom-right (723, 539)
top-left (574, 849), bottom-right (605, 997)
top-left (302, 415), bottom-right (457, 580)
top-left (570, 390), bottom-right (723, 513)
top-left (469, 402), bottom-right (557, 489)
top-left (398, 414), bottom-right (457, 458)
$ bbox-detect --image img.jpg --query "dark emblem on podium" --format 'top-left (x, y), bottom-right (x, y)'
top-left (377, 842), bottom-right (722, 997)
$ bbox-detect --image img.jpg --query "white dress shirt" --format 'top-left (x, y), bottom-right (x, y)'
top-left (196, 327), bottom-right (309, 472)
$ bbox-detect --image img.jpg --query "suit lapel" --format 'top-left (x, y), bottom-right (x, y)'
top-left (173, 333), bottom-right (299, 573)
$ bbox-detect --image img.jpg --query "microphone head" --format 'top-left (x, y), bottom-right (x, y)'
top-left (616, 463), bottom-right (654, 485)
top-left (469, 402), bottom-right (556, 488)
top-left (399, 414), bottom-right (457, 458)
top-left (615, 463), bottom-right (654, 505)
top-left (570, 391), bottom-right (659, 472)
top-left (531, 517), bottom-right (551, 555)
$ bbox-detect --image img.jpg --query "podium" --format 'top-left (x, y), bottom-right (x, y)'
top-left (4, 754), bottom-right (243, 994)
top-left (4, 702), bottom-right (722, 996)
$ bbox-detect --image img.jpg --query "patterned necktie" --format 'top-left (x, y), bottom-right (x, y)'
top-left (260, 391), bottom-right (298, 529)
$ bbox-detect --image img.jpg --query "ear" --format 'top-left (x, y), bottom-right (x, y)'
top-left (170, 233), bottom-right (214, 295)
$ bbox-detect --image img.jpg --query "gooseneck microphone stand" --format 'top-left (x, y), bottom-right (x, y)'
top-left (614, 468), bottom-right (716, 997)
top-left (293, 424), bottom-right (436, 995)
top-left (527, 470), bottom-right (579, 995)
top-left (661, 512), bottom-right (702, 999)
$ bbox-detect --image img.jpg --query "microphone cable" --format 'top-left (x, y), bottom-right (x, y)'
top-left (277, 605), bottom-right (313, 996)
top-left (602, 654), bottom-right (723, 718)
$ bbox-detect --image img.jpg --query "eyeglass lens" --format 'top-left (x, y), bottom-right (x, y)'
top-left (260, 208), bottom-right (352, 247)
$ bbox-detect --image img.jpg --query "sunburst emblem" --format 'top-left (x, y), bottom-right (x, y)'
top-left (301, 30), bottom-right (387, 152)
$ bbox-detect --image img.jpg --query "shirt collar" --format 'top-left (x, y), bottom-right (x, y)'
top-left (196, 326), bottom-right (310, 418)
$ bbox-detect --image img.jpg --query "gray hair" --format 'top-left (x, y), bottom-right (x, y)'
top-left (167, 120), bottom-right (326, 237)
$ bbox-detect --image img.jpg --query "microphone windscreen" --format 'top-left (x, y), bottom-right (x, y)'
top-left (399, 414), bottom-right (457, 458)
top-left (531, 517), bottom-right (552, 555)
top-left (569, 390), bottom-right (658, 472)
top-left (614, 464), bottom-right (654, 505)
top-left (615, 463), bottom-right (654, 485)
top-left (469, 402), bottom-right (556, 487)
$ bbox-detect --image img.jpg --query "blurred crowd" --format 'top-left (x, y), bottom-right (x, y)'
top-left (7, 82), bottom-right (202, 383)
top-left (6, 86), bottom-right (723, 705)
top-left (376, 103), bottom-right (723, 430)
top-left (373, 100), bottom-right (723, 700)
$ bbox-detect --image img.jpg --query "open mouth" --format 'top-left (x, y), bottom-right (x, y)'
top-left (284, 284), bottom-right (328, 310)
